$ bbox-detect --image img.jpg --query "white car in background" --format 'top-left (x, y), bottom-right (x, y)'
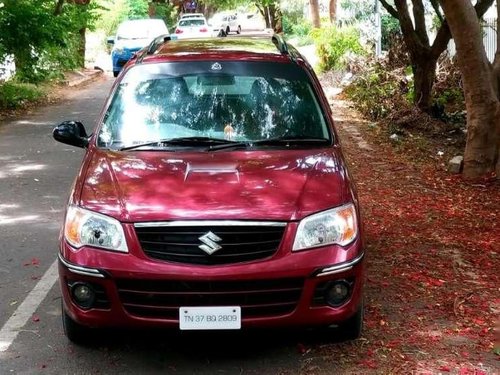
top-left (174, 18), bottom-right (211, 39)
top-left (209, 13), bottom-right (241, 37)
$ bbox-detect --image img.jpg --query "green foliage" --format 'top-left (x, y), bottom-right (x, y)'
top-left (310, 26), bottom-right (364, 71)
top-left (344, 61), bottom-right (410, 120)
top-left (0, 81), bottom-right (44, 109)
top-left (381, 14), bottom-right (401, 51)
top-left (149, 2), bottom-right (177, 31)
top-left (281, 0), bottom-right (304, 35)
top-left (291, 20), bottom-right (313, 38)
top-left (94, 0), bottom-right (128, 36)
top-left (126, 0), bottom-right (149, 19)
top-left (340, 0), bottom-right (373, 23)
top-left (96, 0), bottom-right (177, 36)
top-left (433, 88), bottom-right (463, 109)
top-left (0, 0), bottom-right (100, 83)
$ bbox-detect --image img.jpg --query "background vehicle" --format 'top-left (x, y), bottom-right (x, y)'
top-left (53, 36), bottom-right (365, 344)
top-left (108, 19), bottom-right (168, 77)
top-left (179, 13), bottom-right (205, 20)
top-left (209, 12), bottom-right (241, 37)
top-left (174, 18), bottom-right (211, 39)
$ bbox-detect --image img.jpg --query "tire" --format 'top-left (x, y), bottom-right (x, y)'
top-left (236, 26), bottom-right (241, 34)
top-left (336, 301), bottom-right (364, 341)
top-left (62, 303), bottom-right (91, 344)
top-left (226, 27), bottom-right (230, 35)
top-left (217, 29), bottom-right (226, 37)
top-left (113, 71), bottom-right (119, 78)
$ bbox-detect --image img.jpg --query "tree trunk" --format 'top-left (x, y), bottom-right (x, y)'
top-left (329, 0), bottom-right (337, 24)
top-left (78, 26), bottom-right (86, 68)
top-left (440, 0), bottom-right (500, 179)
top-left (309, 0), bottom-right (321, 28)
top-left (380, 0), bottom-right (495, 115)
top-left (54, 0), bottom-right (65, 15)
top-left (257, 5), bottom-right (271, 29)
top-left (412, 56), bottom-right (438, 112)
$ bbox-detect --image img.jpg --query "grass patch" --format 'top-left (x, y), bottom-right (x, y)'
top-left (0, 81), bottom-right (45, 110)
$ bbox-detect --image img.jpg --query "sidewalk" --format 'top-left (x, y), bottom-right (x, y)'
top-left (61, 68), bottom-right (104, 87)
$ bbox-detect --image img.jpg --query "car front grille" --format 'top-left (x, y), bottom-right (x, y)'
top-left (116, 278), bottom-right (304, 320)
top-left (134, 224), bottom-right (286, 265)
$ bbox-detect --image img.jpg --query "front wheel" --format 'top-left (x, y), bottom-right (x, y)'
top-left (336, 301), bottom-right (364, 341)
top-left (236, 26), bottom-right (241, 34)
top-left (113, 71), bottom-right (119, 78)
top-left (62, 303), bottom-right (92, 344)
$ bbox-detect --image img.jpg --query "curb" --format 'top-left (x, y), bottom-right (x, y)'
top-left (62, 68), bottom-right (104, 87)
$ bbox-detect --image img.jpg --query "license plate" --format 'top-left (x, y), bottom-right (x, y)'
top-left (179, 306), bottom-right (241, 330)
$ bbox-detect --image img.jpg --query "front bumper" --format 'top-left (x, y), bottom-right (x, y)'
top-left (59, 224), bottom-right (365, 330)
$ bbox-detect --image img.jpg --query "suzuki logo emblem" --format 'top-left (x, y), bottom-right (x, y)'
top-left (198, 231), bottom-right (222, 255)
top-left (211, 62), bottom-right (222, 71)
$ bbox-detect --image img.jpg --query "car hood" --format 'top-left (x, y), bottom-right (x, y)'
top-left (79, 148), bottom-right (351, 222)
top-left (114, 38), bottom-right (150, 50)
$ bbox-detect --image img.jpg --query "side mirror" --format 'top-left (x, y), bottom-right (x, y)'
top-left (107, 36), bottom-right (115, 44)
top-left (53, 121), bottom-right (89, 148)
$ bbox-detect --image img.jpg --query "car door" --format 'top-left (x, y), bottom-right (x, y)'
top-left (229, 15), bottom-right (237, 32)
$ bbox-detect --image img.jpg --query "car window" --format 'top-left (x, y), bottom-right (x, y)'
top-left (98, 62), bottom-right (331, 148)
top-left (116, 20), bottom-right (168, 40)
top-left (178, 19), bottom-right (206, 27)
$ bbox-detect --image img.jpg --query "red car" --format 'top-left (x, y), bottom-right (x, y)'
top-left (53, 35), bottom-right (365, 343)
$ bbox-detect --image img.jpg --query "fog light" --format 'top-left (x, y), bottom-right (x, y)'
top-left (70, 282), bottom-right (95, 309)
top-left (325, 280), bottom-right (351, 307)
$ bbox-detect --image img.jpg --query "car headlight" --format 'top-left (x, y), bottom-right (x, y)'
top-left (64, 206), bottom-right (128, 252)
top-left (292, 204), bottom-right (358, 251)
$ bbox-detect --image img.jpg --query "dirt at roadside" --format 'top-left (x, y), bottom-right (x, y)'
top-left (0, 70), bottom-right (105, 124)
top-left (303, 88), bottom-right (499, 374)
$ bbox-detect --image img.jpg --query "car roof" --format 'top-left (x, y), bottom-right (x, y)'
top-left (180, 13), bottom-right (205, 18)
top-left (119, 18), bottom-right (166, 26)
top-left (140, 37), bottom-right (299, 64)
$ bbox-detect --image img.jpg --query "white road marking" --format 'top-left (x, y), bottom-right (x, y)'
top-left (0, 259), bottom-right (58, 352)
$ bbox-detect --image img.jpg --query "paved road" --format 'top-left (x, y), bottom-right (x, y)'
top-left (0, 75), bottom-right (345, 374)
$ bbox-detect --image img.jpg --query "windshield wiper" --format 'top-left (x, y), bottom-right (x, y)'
top-left (207, 136), bottom-right (330, 152)
top-left (120, 137), bottom-right (239, 151)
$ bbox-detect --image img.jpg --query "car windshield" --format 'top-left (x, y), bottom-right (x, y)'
top-left (116, 21), bottom-right (167, 40)
top-left (98, 61), bottom-right (331, 149)
top-left (178, 19), bottom-right (206, 27)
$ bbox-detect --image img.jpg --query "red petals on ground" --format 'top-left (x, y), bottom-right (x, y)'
top-left (23, 258), bottom-right (40, 266)
top-left (322, 99), bottom-right (500, 373)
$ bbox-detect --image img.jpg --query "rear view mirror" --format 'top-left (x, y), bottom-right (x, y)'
top-left (53, 121), bottom-right (89, 148)
top-left (107, 36), bottom-right (115, 44)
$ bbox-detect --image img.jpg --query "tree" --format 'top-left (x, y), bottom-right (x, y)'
top-left (67, 0), bottom-right (93, 68)
top-left (200, 0), bottom-right (282, 30)
top-left (438, 0), bottom-right (500, 179)
top-left (379, 0), bottom-right (494, 113)
top-left (310, 0), bottom-right (321, 28)
top-left (0, 0), bottom-right (82, 81)
top-left (329, 0), bottom-right (337, 23)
